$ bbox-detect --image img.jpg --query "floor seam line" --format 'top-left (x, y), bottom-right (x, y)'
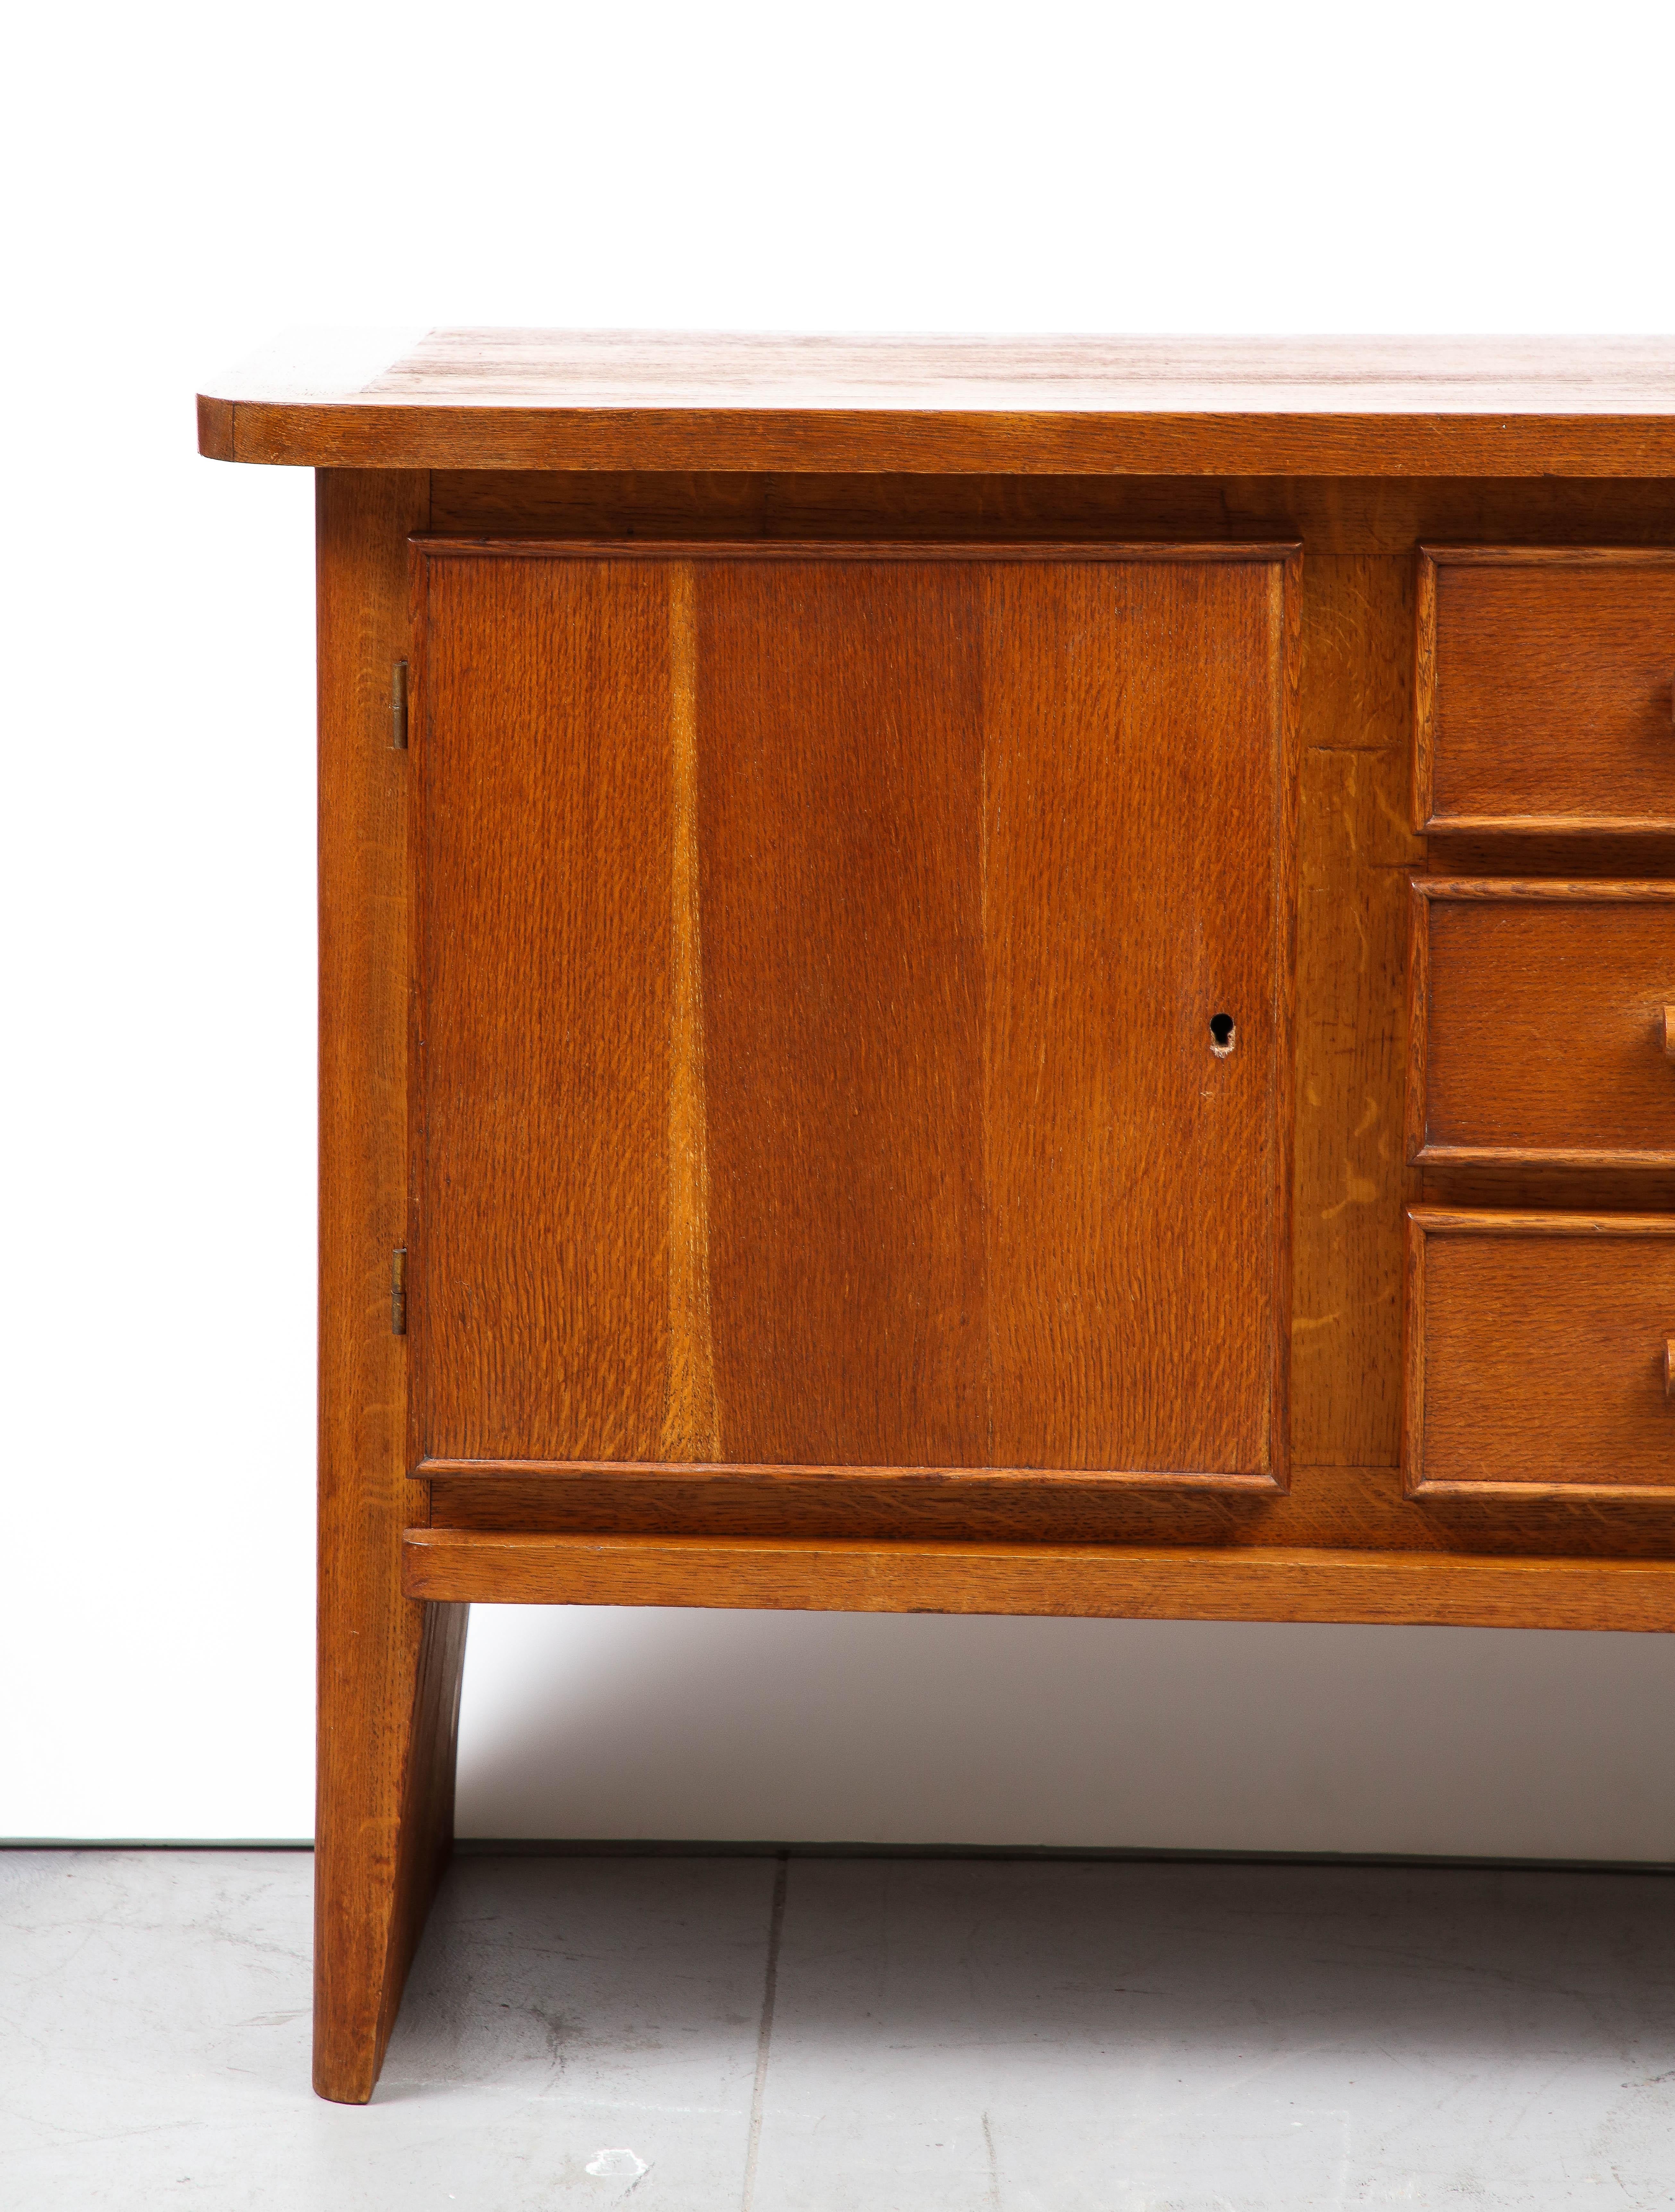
top-left (740, 1849), bottom-right (789, 2212)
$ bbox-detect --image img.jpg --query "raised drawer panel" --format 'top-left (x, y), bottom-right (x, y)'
top-left (1415, 548), bottom-right (1675, 834)
top-left (1407, 880), bottom-right (1675, 1170)
top-left (1404, 1209), bottom-right (1675, 1499)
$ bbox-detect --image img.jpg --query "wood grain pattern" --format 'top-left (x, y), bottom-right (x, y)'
top-left (1408, 880), bottom-right (1675, 1170)
top-left (981, 555), bottom-right (1297, 1477)
top-left (695, 554), bottom-right (985, 1466)
top-left (410, 542), bottom-right (1300, 1484)
top-left (314, 468), bottom-right (468, 2106)
top-left (199, 333), bottom-right (1675, 476)
top-left (1290, 556), bottom-right (1425, 1468)
top-left (1417, 549), bottom-right (1675, 833)
top-left (400, 1526), bottom-right (1675, 1631)
top-left (1413, 546), bottom-right (1437, 833)
top-left (1404, 1207), bottom-right (1675, 1500)
top-left (410, 553), bottom-right (673, 1462)
top-left (660, 562), bottom-right (719, 1461)
top-left (416, 538), bottom-right (1294, 566)
top-left (418, 1457), bottom-right (1278, 1490)
top-left (422, 1463), bottom-right (1675, 1559)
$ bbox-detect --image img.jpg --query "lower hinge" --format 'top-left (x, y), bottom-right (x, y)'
top-left (391, 660), bottom-right (409, 750)
top-left (391, 1247), bottom-right (408, 1336)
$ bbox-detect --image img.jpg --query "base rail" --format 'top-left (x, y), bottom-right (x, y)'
top-left (401, 1530), bottom-right (1675, 1632)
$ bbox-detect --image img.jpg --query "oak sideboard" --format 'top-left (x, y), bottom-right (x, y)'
top-left (199, 333), bottom-right (1675, 2101)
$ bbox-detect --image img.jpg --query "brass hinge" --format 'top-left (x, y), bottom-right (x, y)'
top-left (391, 660), bottom-right (409, 750)
top-left (391, 1247), bottom-right (408, 1336)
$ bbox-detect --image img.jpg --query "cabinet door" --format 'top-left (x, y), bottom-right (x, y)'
top-left (410, 545), bottom-right (1299, 1488)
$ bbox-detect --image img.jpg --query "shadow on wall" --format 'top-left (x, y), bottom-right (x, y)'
top-left (454, 1611), bottom-right (1675, 1861)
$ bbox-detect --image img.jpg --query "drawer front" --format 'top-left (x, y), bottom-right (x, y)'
top-left (1415, 548), bottom-right (1675, 834)
top-left (1407, 880), bottom-right (1675, 1169)
top-left (1404, 1209), bottom-right (1675, 1498)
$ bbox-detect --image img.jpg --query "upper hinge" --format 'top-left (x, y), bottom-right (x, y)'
top-left (391, 660), bottom-right (409, 750)
top-left (391, 1247), bottom-right (408, 1336)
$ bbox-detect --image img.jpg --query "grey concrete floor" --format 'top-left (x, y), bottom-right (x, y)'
top-left (3, 1850), bottom-right (1674, 2209)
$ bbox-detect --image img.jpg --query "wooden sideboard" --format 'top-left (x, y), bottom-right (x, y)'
top-left (199, 334), bottom-right (1675, 2102)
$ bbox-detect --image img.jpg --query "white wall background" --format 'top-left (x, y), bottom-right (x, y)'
top-left (5, 0), bottom-right (1675, 1852)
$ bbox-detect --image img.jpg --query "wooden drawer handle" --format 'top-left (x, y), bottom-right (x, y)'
top-left (1668, 1338), bottom-right (1675, 1399)
top-left (1664, 1006), bottom-right (1675, 1060)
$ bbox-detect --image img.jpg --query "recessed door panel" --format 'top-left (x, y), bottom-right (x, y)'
top-left (414, 555), bottom-right (673, 1462)
top-left (696, 560), bottom-right (989, 1466)
top-left (983, 559), bottom-right (1285, 1474)
top-left (412, 544), bottom-right (1297, 1486)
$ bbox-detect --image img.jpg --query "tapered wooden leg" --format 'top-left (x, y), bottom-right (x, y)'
top-left (313, 465), bottom-right (461, 2102)
top-left (314, 1592), bottom-right (467, 2101)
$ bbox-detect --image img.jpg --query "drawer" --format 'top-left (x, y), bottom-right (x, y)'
top-left (1414, 547), bottom-right (1675, 834)
top-left (1404, 1208), bottom-right (1675, 1499)
top-left (1406, 879), bottom-right (1675, 1170)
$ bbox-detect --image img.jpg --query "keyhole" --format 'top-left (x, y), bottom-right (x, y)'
top-left (1209, 1012), bottom-right (1236, 1057)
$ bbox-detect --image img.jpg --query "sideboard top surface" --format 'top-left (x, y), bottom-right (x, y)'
top-left (197, 331), bottom-right (1675, 476)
